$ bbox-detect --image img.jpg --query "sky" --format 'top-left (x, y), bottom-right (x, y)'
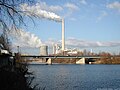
top-left (9, 0), bottom-right (120, 54)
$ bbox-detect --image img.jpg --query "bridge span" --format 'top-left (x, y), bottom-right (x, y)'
top-left (21, 55), bottom-right (101, 59)
top-left (20, 55), bottom-right (101, 64)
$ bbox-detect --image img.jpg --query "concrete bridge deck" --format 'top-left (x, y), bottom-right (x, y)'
top-left (21, 55), bottom-right (118, 64)
top-left (20, 55), bottom-right (101, 59)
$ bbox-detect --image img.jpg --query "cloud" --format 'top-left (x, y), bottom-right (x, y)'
top-left (49, 5), bottom-right (63, 12)
top-left (20, 3), bottom-right (62, 22)
top-left (44, 38), bottom-right (120, 48)
top-left (107, 1), bottom-right (120, 12)
top-left (64, 3), bottom-right (79, 11)
top-left (66, 38), bottom-right (120, 47)
top-left (69, 18), bottom-right (77, 21)
top-left (79, 0), bottom-right (87, 5)
top-left (43, 38), bottom-right (61, 46)
top-left (63, 3), bottom-right (79, 19)
top-left (20, 1), bottom-right (80, 21)
top-left (97, 11), bottom-right (108, 21)
top-left (8, 28), bottom-right (42, 48)
top-left (36, 2), bottom-right (63, 12)
top-left (36, 1), bottom-right (79, 20)
top-left (65, 38), bottom-right (99, 47)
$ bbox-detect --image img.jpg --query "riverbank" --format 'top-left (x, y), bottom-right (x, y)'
top-left (0, 64), bottom-right (35, 90)
top-left (51, 56), bottom-right (120, 64)
top-left (93, 56), bottom-right (120, 64)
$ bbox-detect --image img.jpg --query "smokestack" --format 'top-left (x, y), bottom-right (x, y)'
top-left (62, 19), bottom-right (65, 51)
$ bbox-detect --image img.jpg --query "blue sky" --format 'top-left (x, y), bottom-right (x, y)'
top-left (24, 0), bottom-right (120, 41)
top-left (9, 0), bottom-right (120, 54)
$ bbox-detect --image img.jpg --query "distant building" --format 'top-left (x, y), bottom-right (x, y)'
top-left (52, 44), bottom-right (62, 55)
top-left (40, 45), bottom-right (48, 56)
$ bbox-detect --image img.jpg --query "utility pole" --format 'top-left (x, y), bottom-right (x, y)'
top-left (17, 46), bottom-right (19, 53)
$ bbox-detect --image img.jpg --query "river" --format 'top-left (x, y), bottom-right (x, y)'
top-left (29, 64), bottom-right (120, 90)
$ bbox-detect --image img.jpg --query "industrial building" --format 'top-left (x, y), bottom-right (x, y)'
top-left (40, 45), bottom-right (48, 56)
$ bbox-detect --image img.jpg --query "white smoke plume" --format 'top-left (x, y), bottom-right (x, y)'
top-left (20, 3), bottom-right (62, 22)
top-left (8, 29), bottom-right (42, 48)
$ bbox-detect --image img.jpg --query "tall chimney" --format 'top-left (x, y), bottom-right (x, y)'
top-left (62, 19), bottom-right (65, 51)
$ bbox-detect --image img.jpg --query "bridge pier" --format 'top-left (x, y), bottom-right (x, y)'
top-left (89, 62), bottom-right (92, 64)
top-left (76, 58), bottom-right (85, 64)
top-left (46, 58), bottom-right (52, 65)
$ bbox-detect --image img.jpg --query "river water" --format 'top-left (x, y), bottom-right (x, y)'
top-left (29, 64), bottom-right (120, 90)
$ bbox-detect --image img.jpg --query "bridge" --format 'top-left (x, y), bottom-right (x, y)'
top-left (20, 55), bottom-right (101, 64)
top-left (21, 55), bottom-right (101, 58)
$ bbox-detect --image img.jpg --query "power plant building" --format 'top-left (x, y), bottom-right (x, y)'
top-left (40, 45), bottom-right (48, 56)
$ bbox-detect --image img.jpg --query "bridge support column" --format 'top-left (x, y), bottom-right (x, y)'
top-left (46, 58), bottom-right (52, 65)
top-left (89, 62), bottom-right (92, 64)
top-left (76, 58), bottom-right (85, 64)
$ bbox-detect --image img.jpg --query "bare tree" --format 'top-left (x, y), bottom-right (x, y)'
top-left (0, 34), bottom-right (11, 51)
top-left (0, 0), bottom-right (34, 50)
